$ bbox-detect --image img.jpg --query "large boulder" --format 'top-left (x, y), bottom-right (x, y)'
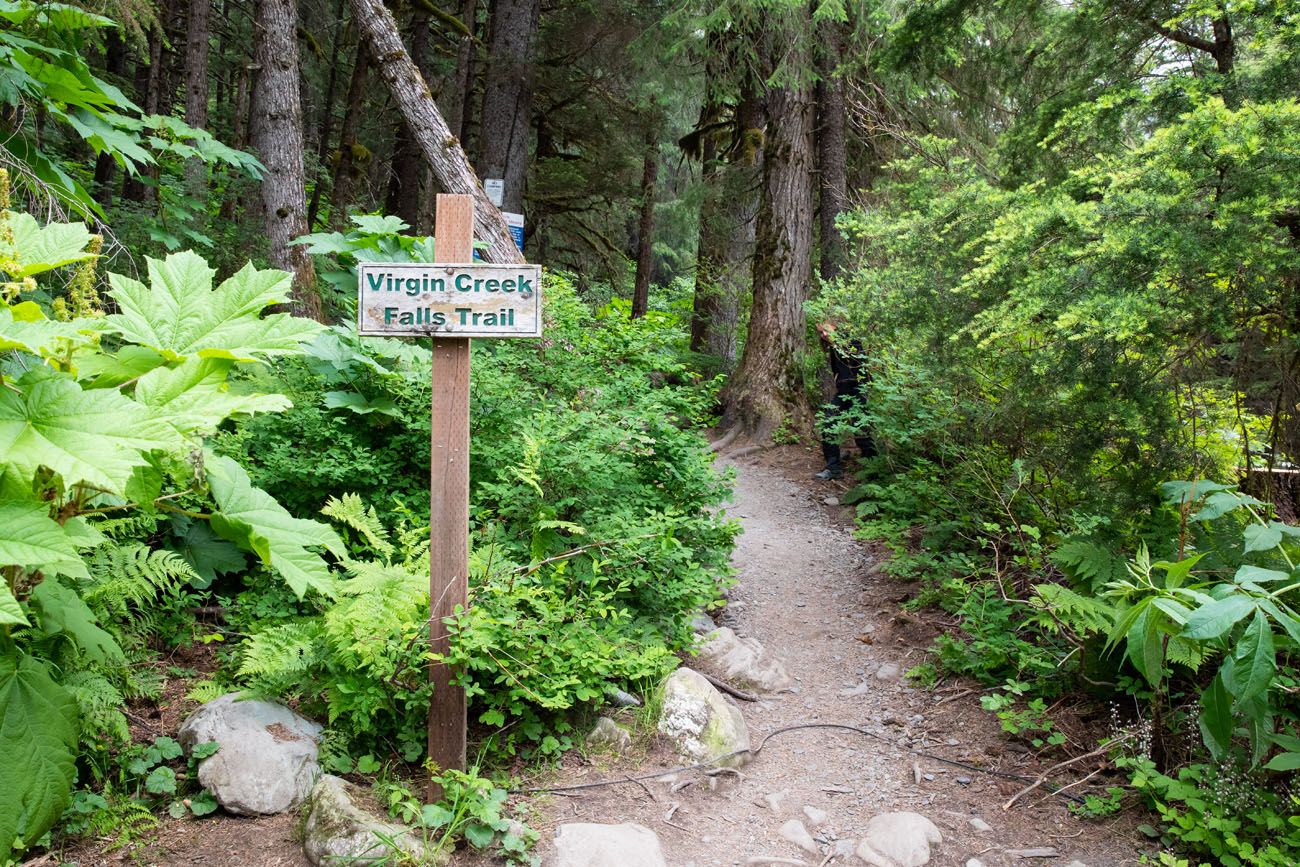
top-left (177, 692), bottom-right (321, 815)
top-left (695, 626), bottom-right (792, 692)
top-left (657, 667), bottom-right (750, 767)
top-left (855, 812), bottom-right (943, 867)
top-left (303, 775), bottom-right (440, 866)
top-left (548, 822), bottom-right (666, 867)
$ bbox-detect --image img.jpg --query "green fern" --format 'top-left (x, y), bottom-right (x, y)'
top-left (1032, 582), bottom-right (1115, 636)
top-left (322, 493), bottom-right (394, 559)
top-left (237, 620), bottom-right (324, 694)
top-left (186, 679), bottom-right (229, 704)
top-left (63, 670), bottom-right (130, 744)
top-left (1051, 539), bottom-right (1124, 590)
top-left (84, 543), bottom-right (198, 621)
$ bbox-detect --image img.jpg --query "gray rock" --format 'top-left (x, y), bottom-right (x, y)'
top-left (1064, 862), bottom-right (1089, 867)
top-left (303, 775), bottom-right (438, 866)
top-left (691, 610), bottom-right (718, 634)
top-left (604, 686), bottom-right (642, 708)
top-left (696, 627), bottom-right (793, 692)
top-left (586, 717), bottom-right (632, 752)
top-left (824, 496), bottom-right (840, 506)
top-left (549, 822), bottom-right (666, 867)
top-left (833, 838), bottom-right (858, 857)
top-left (657, 667), bottom-right (751, 767)
top-left (802, 805), bottom-right (828, 828)
top-left (955, 776), bottom-right (972, 785)
top-left (177, 693), bottom-right (321, 815)
top-left (854, 812), bottom-right (943, 867)
top-left (966, 860), bottom-right (986, 867)
top-left (874, 663), bottom-right (902, 682)
top-left (764, 791), bottom-right (788, 815)
top-left (778, 819), bottom-right (818, 854)
top-left (969, 817), bottom-right (992, 833)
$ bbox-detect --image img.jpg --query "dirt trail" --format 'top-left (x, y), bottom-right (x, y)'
top-left (516, 446), bottom-right (1141, 866)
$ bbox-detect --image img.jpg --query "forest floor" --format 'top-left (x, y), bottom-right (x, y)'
top-left (60, 444), bottom-right (1147, 866)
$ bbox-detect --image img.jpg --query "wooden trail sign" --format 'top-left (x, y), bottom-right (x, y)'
top-left (357, 194), bottom-right (542, 797)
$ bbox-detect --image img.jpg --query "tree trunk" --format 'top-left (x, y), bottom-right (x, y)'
top-left (386, 12), bottom-right (430, 227)
top-left (346, 0), bottom-right (523, 264)
top-left (691, 77), bottom-right (762, 365)
top-left (630, 124), bottom-right (658, 318)
top-left (122, 26), bottom-right (164, 202)
top-left (184, 0), bottom-right (211, 194)
top-left (93, 30), bottom-right (127, 208)
top-left (219, 58), bottom-right (253, 222)
top-left (330, 42), bottom-right (369, 227)
top-left (477, 0), bottom-right (538, 214)
top-left (719, 64), bottom-right (814, 441)
top-left (307, 0), bottom-right (348, 229)
top-left (446, 0), bottom-right (478, 143)
top-left (815, 21), bottom-right (847, 282)
top-left (252, 0), bottom-right (320, 319)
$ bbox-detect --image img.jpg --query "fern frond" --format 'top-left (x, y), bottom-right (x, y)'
top-left (322, 493), bottom-right (394, 558)
top-left (85, 543), bottom-right (198, 624)
top-left (1052, 539), bottom-right (1124, 589)
top-left (238, 621), bottom-right (324, 692)
top-left (95, 513), bottom-right (162, 541)
top-left (63, 670), bottom-right (130, 744)
top-left (1032, 582), bottom-right (1115, 635)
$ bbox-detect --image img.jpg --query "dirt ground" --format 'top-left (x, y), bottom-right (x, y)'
top-left (56, 444), bottom-right (1147, 866)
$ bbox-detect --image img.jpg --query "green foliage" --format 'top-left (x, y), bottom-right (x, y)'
top-left (0, 184), bottom-right (327, 856)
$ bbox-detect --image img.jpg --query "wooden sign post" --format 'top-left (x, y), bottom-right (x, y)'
top-left (357, 194), bottom-right (541, 799)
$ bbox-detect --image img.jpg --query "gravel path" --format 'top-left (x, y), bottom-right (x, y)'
top-left (518, 446), bottom-right (1142, 866)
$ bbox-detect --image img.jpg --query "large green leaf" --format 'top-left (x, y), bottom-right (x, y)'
top-left (105, 253), bottom-right (323, 363)
top-left (0, 211), bottom-right (94, 277)
top-left (0, 302), bottom-right (100, 357)
top-left (169, 517), bottom-right (245, 588)
top-left (0, 583), bottom-right (25, 627)
top-left (1243, 522), bottom-right (1284, 554)
top-left (206, 456), bottom-right (344, 598)
top-left (135, 357), bottom-right (291, 435)
top-left (0, 652), bottom-right (79, 862)
top-left (0, 368), bottom-right (179, 494)
top-left (1199, 673), bottom-right (1233, 760)
top-left (0, 500), bottom-right (88, 581)
top-left (1224, 610), bottom-right (1276, 705)
top-left (1183, 594), bottom-right (1256, 640)
top-left (28, 578), bottom-right (123, 663)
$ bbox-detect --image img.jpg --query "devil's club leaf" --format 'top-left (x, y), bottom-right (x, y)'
top-left (105, 252), bottom-right (323, 362)
top-left (0, 653), bottom-right (79, 861)
top-left (0, 500), bottom-right (88, 584)
top-left (0, 303), bottom-right (101, 357)
top-left (135, 357), bottom-right (291, 435)
top-left (0, 211), bottom-right (94, 277)
top-left (0, 368), bottom-right (178, 494)
top-left (207, 456), bottom-right (343, 598)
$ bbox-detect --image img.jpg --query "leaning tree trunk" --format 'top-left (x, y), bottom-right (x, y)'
top-left (719, 73), bottom-right (815, 441)
top-left (630, 123), bottom-right (658, 318)
top-left (815, 20), bottom-right (847, 282)
top-left (251, 0), bottom-right (321, 320)
top-left (347, 0), bottom-right (523, 264)
top-left (477, 0), bottom-right (539, 214)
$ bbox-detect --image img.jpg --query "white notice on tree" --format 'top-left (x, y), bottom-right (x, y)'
top-left (357, 262), bottom-right (543, 338)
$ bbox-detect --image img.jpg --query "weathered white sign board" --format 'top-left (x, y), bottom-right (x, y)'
top-left (357, 262), bottom-right (542, 338)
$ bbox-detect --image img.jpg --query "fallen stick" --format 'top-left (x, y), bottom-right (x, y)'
top-left (700, 670), bottom-right (760, 702)
top-left (1002, 735), bottom-right (1128, 811)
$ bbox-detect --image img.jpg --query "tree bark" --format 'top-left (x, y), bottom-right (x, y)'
top-left (307, 0), bottom-right (348, 229)
top-left (93, 30), bottom-right (127, 208)
top-left (446, 0), bottom-right (478, 144)
top-left (477, 0), bottom-right (539, 214)
top-left (630, 123), bottom-right (658, 318)
top-left (252, 0), bottom-right (320, 319)
top-left (122, 25), bottom-right (164, 203)
top-left (184, 0), bottom-right (212, 194)
top-left (815, 21), bottom-right (847, 282)
top-left (719, 58), bottom-right (814, 441)
top-left (330, 42), bottom-right (369, 228)
top-left (346, 0), bottom-right (523, 264)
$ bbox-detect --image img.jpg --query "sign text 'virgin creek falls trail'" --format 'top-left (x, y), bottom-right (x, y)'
top-left (357, 261), bottom-right (542, 337)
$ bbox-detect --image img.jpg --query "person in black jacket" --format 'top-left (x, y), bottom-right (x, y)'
top-left (815, 320), bottom-right (876, 480)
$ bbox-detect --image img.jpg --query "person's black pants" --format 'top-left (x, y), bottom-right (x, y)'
top-left (821, 389), bottom-right (876, 470)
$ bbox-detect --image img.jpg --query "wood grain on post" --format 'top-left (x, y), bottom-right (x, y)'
top-left (428, 194), bottom-right (473, 799)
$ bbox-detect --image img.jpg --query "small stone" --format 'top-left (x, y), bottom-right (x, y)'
top-left (802, 805), bottom-right (828, 828)
top-left (955, 776), bottom-right (972, 785)
top-left (855, 812), bottom-right (942, 867)
top-left (922, 773), bottom-right (935, 782)
top-left (303, 776), bottom-right (436, 866)
top-left (946, 738), bottom-right (959, 746)
top-left (966, 860), bottom-right (986, 867)
top-left (552, 823), bottom-right (667, 867)
top-left (585, 717), bottom-right (631, 752)
top-left (1063, 862), bottom-right (1088, 867)
top-left (838, 681), bottom-right (871, 698)
top-left (604, 687), bottom-right (642, 708)
top-left (764, 791), bottom-right (788, 814)
top-left (834, 839), bottom-right (857, 857)
top-left (875, 663), bottom-right (901, 681)
top-left (778, 819), bottom-right (819, 855)
top-left (969, 817), bottom-right (992, 833)
top-left (824, 496), bottom-right (840, 506)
